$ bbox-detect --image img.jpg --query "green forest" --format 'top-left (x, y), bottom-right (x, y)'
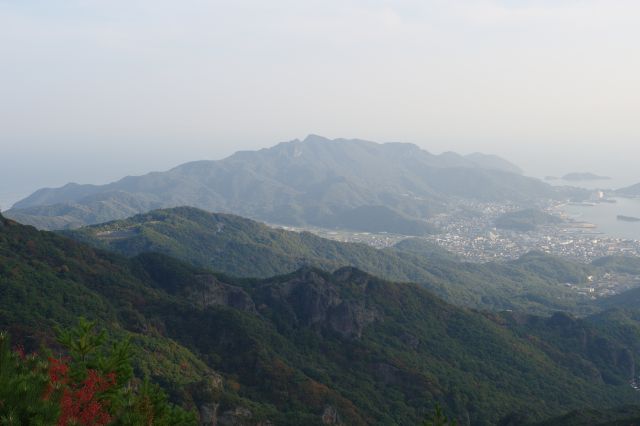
top-left (4, 211), bottom-right (640, 424)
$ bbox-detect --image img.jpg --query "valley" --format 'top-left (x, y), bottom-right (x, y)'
top-left (5, 137), bottom-right (640, 425)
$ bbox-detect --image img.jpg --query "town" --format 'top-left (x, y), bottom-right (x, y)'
top-left (423, 199), bottom-right (640, 263)
top-left (273, 200), bottom-right (640, 299)
top-left (276, 200), bottom-right (640, 263)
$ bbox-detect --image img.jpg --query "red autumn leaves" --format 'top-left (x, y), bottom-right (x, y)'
top-left (44, 356), bottom-right (117, 426)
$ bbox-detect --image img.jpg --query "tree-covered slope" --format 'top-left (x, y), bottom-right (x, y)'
top-left (6, 135), bottom-right (555, 231)
top-left (495, 208), bottom-right (564, 232)
top-left (6, 212), bottom-right (640, 424)
top-left (526, 405), bottom-right (640, 426)
top-left (593, 256), bottom-right (640, 275)
top-left (0, 213), bottom-right (286, 424)
top-left (64, 207), bottom-right (597, 315)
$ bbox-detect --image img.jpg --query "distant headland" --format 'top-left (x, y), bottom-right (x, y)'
top-left (617, 215), bottom-right (640, 223)
top-left (561, 172), bottom-right (611, 181)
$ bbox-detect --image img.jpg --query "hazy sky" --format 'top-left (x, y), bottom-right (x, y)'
top-left (2, 0), bottom-right (640, 208)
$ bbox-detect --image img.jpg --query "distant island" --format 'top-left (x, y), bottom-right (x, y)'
top-left (617, 215), bottom-right (640, 222)
top-left (562, 172), bottom-right (611, 181)
top-left (4, 135), bottom-right (554, 231)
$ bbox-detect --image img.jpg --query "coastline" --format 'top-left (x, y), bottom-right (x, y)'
top-left (556, 197), bottom-right (640, 241)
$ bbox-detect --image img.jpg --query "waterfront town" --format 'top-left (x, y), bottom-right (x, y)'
top-left (277, 200), bottom-right (640, 264)
top-left (273, 199), bottom-right (640, 299)
top-left (423, 199), bottom-right (640, 263)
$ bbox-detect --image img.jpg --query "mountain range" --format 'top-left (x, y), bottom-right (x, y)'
top-left (4, 212), bottom-right (640, 425)
top-left (5, 135), bottom-right (556, 232)
top-left (64, 206), bottom-right (603, 315)
top-left (4, 135), bottom-right (638, 425)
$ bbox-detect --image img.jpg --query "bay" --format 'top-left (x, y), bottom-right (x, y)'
top-left (561, 197), bottom-right (640, 241)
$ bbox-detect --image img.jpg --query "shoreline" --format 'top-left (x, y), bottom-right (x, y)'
top-left (556, 197), bottom-right (640, 242)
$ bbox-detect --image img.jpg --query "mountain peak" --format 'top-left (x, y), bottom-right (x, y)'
top-left (7, 136), bottom-right (549, 231)
top-left (302, 134), bottom-right (332, 144)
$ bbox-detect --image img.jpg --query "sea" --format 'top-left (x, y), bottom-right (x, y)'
top-left (561, 198), bottom-right (640, 241)
top-left (545, 176), bottom-right (640, 241)
top-left (0, 189), bottom-right (25, 212)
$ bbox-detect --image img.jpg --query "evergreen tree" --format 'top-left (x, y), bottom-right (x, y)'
top-left (0, 331), bottom-right (59, 425)
top-left (0, 320), bottom-right (197, 425)
top-left (424, 404), bottom-right (458, 426)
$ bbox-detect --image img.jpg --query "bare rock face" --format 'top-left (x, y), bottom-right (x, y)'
top-left (186, 374), bottom-right (226, 426)
top-left (190, 275), bottom-right (256, 313)
top-left (326, 300), bottom-right (376, 339)
top-left (190, 375), bottom-right (272, 426)
top-left (199, 403), bottom-right (220, 426)
top-left (260, 268), bottom-right (378, 339)
top-left (186, 373), bottom-right (224, 398)
top-left (217, 407), bottom-right (254, 426)
top-left (321, 405), bottom-right (342, 425)
top-left (199, 405), bottom-right (271, 426)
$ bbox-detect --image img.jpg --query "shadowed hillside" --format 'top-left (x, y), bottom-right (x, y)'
top-left (4, 212), bottom-right (640, 424)
top-left (64, 206), bottom-right (603, 315)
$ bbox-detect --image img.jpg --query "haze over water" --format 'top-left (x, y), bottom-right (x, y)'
top-left (561, 198), bottom-right (640, 241)
top-left (3, 0), bottom-right (640, 212)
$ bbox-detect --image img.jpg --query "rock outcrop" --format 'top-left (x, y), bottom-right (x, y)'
top-left (257, 268), bottom-right (378, 339)
top-left (189, 275), bottom-right (256, 313)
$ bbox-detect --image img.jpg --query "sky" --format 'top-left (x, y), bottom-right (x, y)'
top-left (1, 0), bottom-right (640, 208)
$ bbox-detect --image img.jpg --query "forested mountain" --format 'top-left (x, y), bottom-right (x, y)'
top-left (5, 135), bottom-right (555, 231)
top-left (527, 406), bottom-right (640, 426)
top-left (64, 207), bottom-right (600, 315)
top-left (4, 212), bottom-right (640, 425)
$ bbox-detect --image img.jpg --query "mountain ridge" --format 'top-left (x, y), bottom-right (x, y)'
top-left (7, 135), bottom-right (552, 231)
top-left (63, 206), bottom-right (605, 315)
top-left (4, 211), bottom-right (640, 424)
